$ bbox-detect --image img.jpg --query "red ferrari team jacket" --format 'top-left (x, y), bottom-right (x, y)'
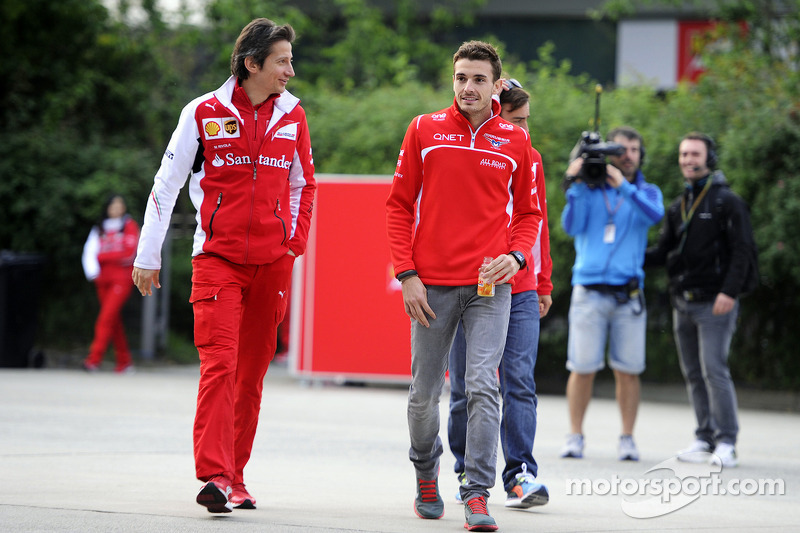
top-left (135, 76), bottom-right (316, 270)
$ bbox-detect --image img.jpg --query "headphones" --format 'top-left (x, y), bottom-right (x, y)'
top-left (701, 134), bottom-right (718, 169)
top-left (684, 132), bottom-right (718, 170)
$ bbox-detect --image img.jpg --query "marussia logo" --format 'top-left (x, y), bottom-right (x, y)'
top-left (484, 133), bottom-right (510, 150)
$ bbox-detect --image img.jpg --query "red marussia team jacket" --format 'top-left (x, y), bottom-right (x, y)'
top-left (135, 76), bottom-right (316, 270)
top-left (513, 145), bottom-right (553, 295)
top-left (386, 98), bottom-right (541, 286)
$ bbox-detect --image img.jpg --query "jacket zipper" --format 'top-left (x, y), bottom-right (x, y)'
top-left (207, 193), bottom-right (222, 241)
top-left (243, 165), bottom-right (256, 263)
top-left (243, 108), bottom-right (259, 263)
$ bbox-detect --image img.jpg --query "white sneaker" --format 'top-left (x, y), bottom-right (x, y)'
top-left (618, 434), bottom-right (639, 461)
top-left (711, 443), bottom-right (738, 468)
top-left (561, 433), bottom-right (584, 458)
top-left (676, 439), bottom-right (713, 463)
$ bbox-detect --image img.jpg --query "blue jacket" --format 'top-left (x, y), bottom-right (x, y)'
top-left (561, 170), bottom-right (664, 287)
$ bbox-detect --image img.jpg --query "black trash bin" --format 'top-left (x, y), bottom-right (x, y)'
top-left (0, 250), bottom-right (46, 368)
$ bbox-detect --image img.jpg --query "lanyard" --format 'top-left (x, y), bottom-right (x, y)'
top-left (678, 178), bottom-right (712, 253)
top-left (602, 187), bottom-right (624, 222)
top-left (681, 178), bottom-right (712, 226)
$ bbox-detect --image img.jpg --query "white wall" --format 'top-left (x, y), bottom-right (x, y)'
top-left (616, 19), bottom-right (678, 89)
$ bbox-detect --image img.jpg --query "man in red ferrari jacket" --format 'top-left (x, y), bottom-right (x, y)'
top-left (132, 18), bottom-right (315, 513)
top-left (386, 41), bottom-right (541, 532)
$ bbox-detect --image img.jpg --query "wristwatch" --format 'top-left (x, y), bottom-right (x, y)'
top-left (509, 251), bottom-right (526, 269)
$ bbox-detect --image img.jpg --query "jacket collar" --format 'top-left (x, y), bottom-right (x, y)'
top-left (449, 96), bottom-right (502, 129)
top-left (214, 76), bottom-right (300, 122)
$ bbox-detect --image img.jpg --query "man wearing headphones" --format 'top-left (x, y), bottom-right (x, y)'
top-left (646, 132), bottom-right (756, 468)
top-left (561, 126), bottom-right (664, 462)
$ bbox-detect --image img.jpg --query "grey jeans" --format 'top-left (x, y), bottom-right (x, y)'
top-left (407, 284), bottom-right (511, 501)
top-left (672, 297), bottom-right (740, 445)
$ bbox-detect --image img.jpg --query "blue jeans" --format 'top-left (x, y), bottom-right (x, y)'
top-left (672, 297), bottom-right (740, 445)
top-left (448, 290), bottom-right (540, 492)
top-left (408, 284), bottom-right (511, 502)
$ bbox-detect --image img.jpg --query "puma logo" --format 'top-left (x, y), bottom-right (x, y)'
top-left (205, 102), bottom-right (217, 111)
top-left (278, 290), bottom-right (286, 298)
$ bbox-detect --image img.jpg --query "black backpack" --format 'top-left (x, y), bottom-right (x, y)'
top-left (715, 194), bottom-right (759, 296)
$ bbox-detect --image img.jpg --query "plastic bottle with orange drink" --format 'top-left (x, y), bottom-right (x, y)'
top-left (477, 256), bottom-right (495, 297)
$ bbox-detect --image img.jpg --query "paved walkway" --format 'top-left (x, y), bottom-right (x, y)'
top-left (1, 364), bottom-right (798, 532)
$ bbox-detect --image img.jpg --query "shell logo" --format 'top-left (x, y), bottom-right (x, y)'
top-left (205, 121), bottom-right (221, 137)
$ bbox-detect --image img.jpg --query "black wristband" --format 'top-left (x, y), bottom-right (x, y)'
top-left (509, 251), bottom-right (526, 269)
top-left (396, 269), bottom-right (418, 282)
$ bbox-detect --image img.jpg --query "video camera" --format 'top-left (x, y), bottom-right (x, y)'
top-left (566, 85), bottom-right (625, 188)
top-left (573, 131), bottom-right (625, 187)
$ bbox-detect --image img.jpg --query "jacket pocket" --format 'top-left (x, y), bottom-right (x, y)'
top-left (274, 198), bottom-right (287, 245)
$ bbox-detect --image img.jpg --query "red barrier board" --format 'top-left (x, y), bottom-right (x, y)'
top-left (288, 175), bottom-right (412, 383)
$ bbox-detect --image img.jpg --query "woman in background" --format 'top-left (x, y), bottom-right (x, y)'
top-left (81, 194), bottom-right (139, 373)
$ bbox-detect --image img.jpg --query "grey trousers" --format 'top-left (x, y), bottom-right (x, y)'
top-left (673, 297), bottom-right (740, 445)
top-left (407, 284), bottom-right (511, 501)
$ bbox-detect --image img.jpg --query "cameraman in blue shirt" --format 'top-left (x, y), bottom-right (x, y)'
top-left (560, 126), bottom-right (664, 461)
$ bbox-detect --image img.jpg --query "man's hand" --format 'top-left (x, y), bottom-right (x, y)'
top-left (483, 255), bottom-right (520, 285)
top-left (132, 267), bottom-right (161, 297)
top-left (401, 276), bottom-right (436, 327)
top-left (713, 293), bottom-right (736, 315)
top-left (566, 158), bottom-right (584, 181)
top-left (605, 164), bottom-right (625, 188)
top-left (539, 294), bottom-right (553, 318)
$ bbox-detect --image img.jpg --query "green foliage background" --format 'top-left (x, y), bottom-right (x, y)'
top-left (1, 0), bottom-right (798, 389)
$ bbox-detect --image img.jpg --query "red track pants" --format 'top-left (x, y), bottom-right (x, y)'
top-left (190, 253), bottom-right (294, 484)
top-left (86, 278), bottom-right (133, 370)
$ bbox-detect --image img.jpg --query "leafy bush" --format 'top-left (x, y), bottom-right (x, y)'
top-left (3, 0), bottom-right (800, 389)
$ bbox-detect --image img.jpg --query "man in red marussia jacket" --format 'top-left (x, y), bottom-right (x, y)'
top-left (386, 41), bottom-right (541, 532)
top-left (132, 19), bottom-right (316, 513)
top-left (447, 82), bottom-right (553, 512)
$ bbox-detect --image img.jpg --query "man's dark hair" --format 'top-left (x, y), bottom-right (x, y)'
top-left (606, 125), bottom-right (643, 146)
top-left (452, 41), bottom-right (502, 81)
top-left (607, 125), bottom-right (646, 164)
top-left (231, 18), bottom-right (296, 80)
top-left (499, 87), bottom-right (530, 112)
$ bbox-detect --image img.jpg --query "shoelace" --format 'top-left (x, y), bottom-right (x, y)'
top-left (418, 479), bottom-right (438, 502)
top-left (516, 463), bottom-right (536, 485)
top-left (466, 496), bottom-right (489, 515)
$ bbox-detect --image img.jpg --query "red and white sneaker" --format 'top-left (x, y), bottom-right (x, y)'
top-left (196, 475), bottom-right (232, 513)
top-left (230, 483), bottom-right (256, 509)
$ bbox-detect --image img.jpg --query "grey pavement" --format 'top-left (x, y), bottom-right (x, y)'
top-left (1, 364), bottom-right (798, 532)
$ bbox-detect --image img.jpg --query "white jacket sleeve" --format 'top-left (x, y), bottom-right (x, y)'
top-left (134, 97), bottom-right (203, 270)
top-left (82, 228), bottom-right (101, 281)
